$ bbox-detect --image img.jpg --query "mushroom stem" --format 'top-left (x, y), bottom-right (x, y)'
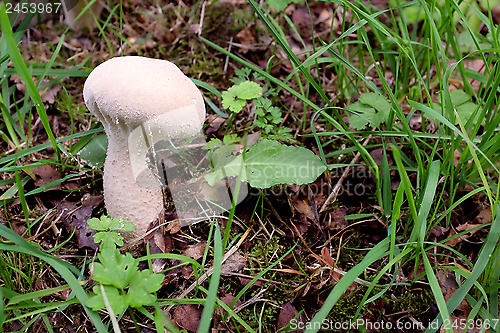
top-left (102, 128), bottom-right (163, 244)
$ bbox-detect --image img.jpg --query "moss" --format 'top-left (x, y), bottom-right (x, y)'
top-left (321, 285), bottom-right (434, 333)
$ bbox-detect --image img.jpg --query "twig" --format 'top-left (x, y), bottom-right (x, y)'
top-left (319, 134), bottom-right (373, 213)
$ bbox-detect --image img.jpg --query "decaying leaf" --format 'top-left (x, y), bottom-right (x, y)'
top-left (58, 194), bottom-right (103, 249)
top-left (33, 165), bottom-right (62, 190)
top-left (294, 199), bottom-right (315, 221)
top-left (321, 247), bottom-right (334, 268)
top-left (221, 251), bottom-right (246, 276)
top-left (276, 302), bottom-right (305, 333)
top-left (166, 219), bottom-right (182, 234)
top-left (217, 293), bottom-right (242, 317)
top-left (445, 223), bottom-right (483, 247)
top-left (183, 241), bottom-right (207, 260)
top-left (173, 304), bottom-right (202, 332)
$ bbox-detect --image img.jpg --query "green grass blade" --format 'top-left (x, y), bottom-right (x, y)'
top-left (0, 224), bottom-right (107, 332)
top-left (197, 226), bottom-right (222, 333)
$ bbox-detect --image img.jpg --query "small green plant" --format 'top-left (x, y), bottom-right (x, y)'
top-left (222, 80), bottom-right (262, 113)
top-left (266, 0), bottom-right (303, 11)
top-left (87, 216), bottom-right (135, 248)
top-left (431, 89), bottom-right (481, 125)
top-left (85, 216), bottom-right (163, 315)
top-left (347, 92), bottom-right (392, 130)
top-left (222, 69), bottom-right (293, 141)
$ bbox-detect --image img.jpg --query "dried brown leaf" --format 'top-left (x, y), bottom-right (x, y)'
top-left (58, 194), bottom-right (103, 249)
top-left (173, 304), bottom-right (201, 332)
top-left (33, 165), bottom-right (61, 190)
top-left (221, 251), bottom-right (246, 276)
top-left (321, 247), bottom-right (334, 268)
top-left (166, 219), bottom-right (182, 234)
top-left (276, 302), bottom-right (304, 332)
top-left (217, 293), bottom-right (242, 317)
top-left (445, 223), bottom-right (483, 247)
top-left (183, 241), bottom-right (207, 260)
top-left (294, 199), bottom-right (315, 221)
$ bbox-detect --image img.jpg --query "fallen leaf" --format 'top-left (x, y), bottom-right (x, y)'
top-left (221, 251), bottom-right (246, 276)
top-left (326, 207), bottom-right (348, 230)
top-left (33, 165), bottom-right (62, 190)
top-left (437, 268), bottom-right (471, 316)
top-left (173, 304), bottom-right (201, 332)
top-left (40, 84), bottom-right (61, 104)
top-left (183, 241), bottom-right (207, 260)
top-left (58, 194), bottom-right (103, 249)
top-left (12, 75), bottom-right (60, 104)
top-left (276, 302), bottom-right (305, 332)
top-left (148, 230), bottom-right (170, 273)
top-left (474, 207), bottom-right (492, 224)
top-left (321, 247), bottom-right (334, 268)
top-left (238, 275), bottom-right (263, 288)
top-left (217, 293), bottom-right (242, 317)
top-left (294, 199), bottom-right (315, 221)
top-left (205, 115), bottom-right (225, 134)
top-left (235, 26), bottom-right (256, 52)
top-left (166, 219), bottom-right (182, 234)
top-left (445, 223), bottom-right (483, 247)
top-left (430, 225), bottom-right (448, 238)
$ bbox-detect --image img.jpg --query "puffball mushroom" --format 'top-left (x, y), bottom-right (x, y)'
top-left (83, 56), bottom-right (206, 245)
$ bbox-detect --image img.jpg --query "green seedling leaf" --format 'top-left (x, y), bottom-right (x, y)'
top-left (203, 138), bottom-right (222, 150)
top-left (87, 217), bottom-right (112, 231)
top-left (222, 81), bottom-right (262, 113)
top-left (449, 89), bottom-right (471, 105)
top-left (92, 246), bottom-right (137, 290)
top-left (266, 127), bottom-right (294, 141)
top-left (205, 139), bottom-right (326, 188)
top-left (431, 89), bottom-right (481, 125)
top-left (125, 269), bottom-right (164, 308)
top-left (88, 216), bottom-right (135, 232)
top-left (86, 285), bottom-right (127, 314)
top-left (359, 92), bottom-right (392, 112)
top-left (348, 93), bottom-right (391, 130)
top-left (77, 134), bottom-right (108, 169)
top-left (223, 133), bottom-right (240, 144)
top-left (93, 231), bottom-right (124, 248)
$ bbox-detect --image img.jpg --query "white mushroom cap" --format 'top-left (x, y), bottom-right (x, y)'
top-left (84, 56), bottom-right (205, 129)
top-left (83, 56), bottom-right (206, 245)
